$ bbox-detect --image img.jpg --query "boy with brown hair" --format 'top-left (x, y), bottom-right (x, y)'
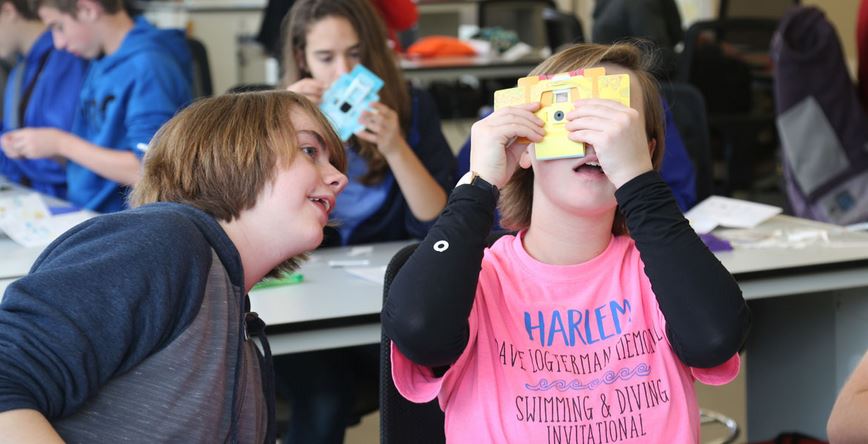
top-left (0, 0), bottom-right (191, 212)
top-left (0, 91), bottom-right (348, 442)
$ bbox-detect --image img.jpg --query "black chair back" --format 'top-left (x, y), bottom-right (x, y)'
top-left (380, 232), bottom-right (511, 443)
top-left (719, 0), bottom-right (799, 20)
top-left (380, 243), bottom-right (446, 444)
top-left (187, 37), bottom-right (213, 98)
top-left (660, 82), bottom-right (714, 203)
top-left (676, 18), bottom-right (780, 194)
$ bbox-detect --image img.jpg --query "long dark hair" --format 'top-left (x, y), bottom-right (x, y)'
top-left (281, 0), bottom-right (410, 185)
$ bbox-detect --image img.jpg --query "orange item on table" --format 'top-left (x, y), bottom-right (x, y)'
top-left (406, 36), bottom-right (477, 58)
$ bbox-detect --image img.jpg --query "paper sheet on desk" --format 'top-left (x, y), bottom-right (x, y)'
top-left (685, 196), bottom-right (782, 234)
top-left (0, 194), bottom-right (51, 223)
top-left (343, 266), bottom-right (387, 284)
top-left (0, 194), bottom-right (92, 247)
top-left (0, 211), bottom-right (93, 247)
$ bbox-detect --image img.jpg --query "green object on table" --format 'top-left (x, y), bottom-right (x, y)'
top-left (252, 272), bottom-right (304, 290)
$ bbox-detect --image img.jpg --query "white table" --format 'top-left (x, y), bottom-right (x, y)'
top-left (3, 211), bottom-right (868, 439)
top-left (401, 54), bottom-right (545, 83)
top-left (0, 231), bottom-right (412, 356)
top-left (710, 216), bottom-right (868, 440)
top-left (250, 240), bottom-right (413, 355)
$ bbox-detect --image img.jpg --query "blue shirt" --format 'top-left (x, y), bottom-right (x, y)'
top-left (0, 32), bottom-right (88, 198)
top-left (68, 17), bottom-right (192, 213)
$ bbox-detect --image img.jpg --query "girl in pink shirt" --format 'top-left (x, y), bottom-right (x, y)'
top-left (383, 43), bottom-right (749, 443)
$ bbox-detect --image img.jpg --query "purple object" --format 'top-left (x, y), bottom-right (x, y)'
top-left (700, 233), bottom-right (733, 252)
top-left (49, 205), bottom-right (81, 216)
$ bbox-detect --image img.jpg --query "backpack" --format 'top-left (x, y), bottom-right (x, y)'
top-left (773, 6), bottom-right (868, 225)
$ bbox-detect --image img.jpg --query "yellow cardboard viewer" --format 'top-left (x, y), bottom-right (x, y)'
top-left (493, 67), bottom-right (630, 160)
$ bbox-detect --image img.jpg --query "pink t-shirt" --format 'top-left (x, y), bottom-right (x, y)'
top-left (392, 232), bottom-right (740, 443)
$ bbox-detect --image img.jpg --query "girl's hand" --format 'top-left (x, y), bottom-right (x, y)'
top-left (469, 102), bottom-right (544, 189)
top-left (356, 102), bottom-right (405, 157)
top-left (565, 99), bottom-right (653, 188)
top-left (287, 78), bottom-right (326, 104)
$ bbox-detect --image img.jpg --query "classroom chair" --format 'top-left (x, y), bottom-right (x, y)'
top-left (380, 241), bottom-right (446, 444)
top-left (660, 81), bottom-right (715, 202)
top-left (718, 0), bottom-right (800, 20)
top-left (187, 37), bottom-right (213, 98)
top-left (677, 18), bottom-right (780, 195)
top-left (700, 409), bottom-right (740, 443)
top-left (380, 232), bottom-right (509, 443)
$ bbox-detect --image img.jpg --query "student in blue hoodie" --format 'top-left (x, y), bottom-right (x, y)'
top-left (0, 0), bottom-right (87, 198)
top-left (0, 0), bottom-right (192, 213)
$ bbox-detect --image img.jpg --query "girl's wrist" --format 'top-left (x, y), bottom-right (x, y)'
top-left (382, 138), bottom-right (411, 162)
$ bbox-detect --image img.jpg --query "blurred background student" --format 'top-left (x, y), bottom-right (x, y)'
top-left (0, 0), bottom-right (191, 213)
top-left (275, 0), bottom-right (455, 442)
top-left (0, 0), bottom-right (87, 198)
top-left (256, 0), bottom-right (417, 58)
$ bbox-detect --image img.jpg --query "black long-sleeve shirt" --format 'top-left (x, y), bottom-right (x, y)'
top-left (382, 171), bottom-right (750, 369)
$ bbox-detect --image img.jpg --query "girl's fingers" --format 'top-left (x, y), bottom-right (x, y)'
top-left (354, 129), bottom-right (377, 144)
top-left (501, 123), bottom-right (545, 143)
top-left (567, 129), bottom-right (601, 145)
top-left (564, 115), bottom-right (613, 132)
top-left (498, 107), bottom-right (545, 126)
top-left (489, 111), bottom-right (545, 137)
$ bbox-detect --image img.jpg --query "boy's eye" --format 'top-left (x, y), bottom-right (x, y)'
top-left (317, 56), bottom-right (333, 64)
top-left (301, 145), bottom-right (318, 158)
top-left (348, 51), bottom-right (361, 60)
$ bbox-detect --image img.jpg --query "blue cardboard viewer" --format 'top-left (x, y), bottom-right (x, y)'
top-left (320, 64), bottom-right (384, 142)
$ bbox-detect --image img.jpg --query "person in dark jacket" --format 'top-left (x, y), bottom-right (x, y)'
top-left (0, 91), bottom-right (348, 442)
top-left (276, 0), bottom-right (455, 442)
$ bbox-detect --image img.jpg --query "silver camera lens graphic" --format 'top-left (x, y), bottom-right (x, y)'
top-left (553, 110), bottom-right (565, 122)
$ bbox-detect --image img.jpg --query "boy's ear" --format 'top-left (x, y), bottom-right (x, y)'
top-left (519, 145), bottom-right (533, 169)
top-left (75, 0), bottom-right (102, 21)
top-left (649, 137), bottom-right (657, 160)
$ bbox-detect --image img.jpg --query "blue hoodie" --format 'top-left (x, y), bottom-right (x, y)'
top-left (1, 31), bottom-right (88, 198)
top-left (69, 17), bottom-right (192, 213)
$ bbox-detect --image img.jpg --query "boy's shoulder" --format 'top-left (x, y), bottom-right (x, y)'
top-left (95, 18), bottom-right (190, 75)
top-left (45, 204), bottom-right (217, 263)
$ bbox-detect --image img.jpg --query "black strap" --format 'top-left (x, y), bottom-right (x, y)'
top-left (17, 48), bottom-right (53, 127)
top-left (245, 311), bottom-right (276, 444)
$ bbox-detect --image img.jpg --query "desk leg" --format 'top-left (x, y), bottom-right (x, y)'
top-left (746, 288), bottom-right (868, 441)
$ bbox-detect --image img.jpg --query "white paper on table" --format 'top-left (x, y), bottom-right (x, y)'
top-left (685, 196), bottom-right (782, 234)
top-left (348, 245), bottom-right (374, 257)
top-left (343, 265), bottom-right (387, 284)
top-left (0, 194), bottom-right (51, 224)
top-left (0, 211), bottom-right (93, 247)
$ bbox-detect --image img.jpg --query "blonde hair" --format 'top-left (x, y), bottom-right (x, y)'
top-left (498, 43), bottom-right (666, 235)
top-left (130, 91), bottom-right (347, 272)
top-left (281, 0), bottom-right (410, 185)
